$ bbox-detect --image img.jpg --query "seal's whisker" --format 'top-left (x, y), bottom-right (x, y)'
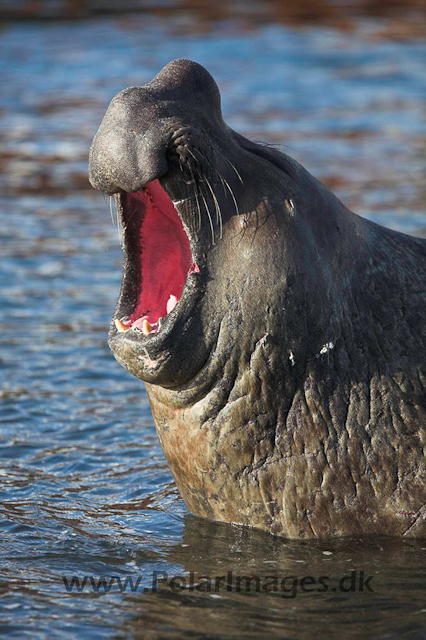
top-left (187, 147), bottom-right (199, 162)
top-left (205, 176), bottom-right (223, 240)
top-left (187, 147), bottom-right (206, 177)
top-left (102, 192), bottom-right (115, 228)
top-left (188, 146), bottom-right (206, 168)
top-left (224, 179), bottom-right (240, 217)
top-left (201, 186), bottom-right (216, 245)
top-left (114, 198), bottom-right (122, 246)
top-left (192, 162), bottom-right (216, 245)
top-left (188, 163), bottom-right (202, 234)
top-left (224, 157), bottom-right (244, 184)
top-left (216, 170), bottom-right (227, 198)
top-left (194, 183), bottom-right (202, 233)
top-left (217, 170), bottom-right (240, 218)
top-left (198, 178), bottom-right (215, 245)
top-left (187, 146), bottom-right (223, 240)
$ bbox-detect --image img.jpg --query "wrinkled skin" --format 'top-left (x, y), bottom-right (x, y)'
top-left (89, 59), bottom-right (426, 538)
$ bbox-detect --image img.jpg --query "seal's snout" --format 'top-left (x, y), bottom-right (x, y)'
top-left (88, 86), bottom-right (169, 195)
top-left (89, 59), bottom-right (223, 195)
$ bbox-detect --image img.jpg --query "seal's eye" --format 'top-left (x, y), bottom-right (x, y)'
top-left (115, 180), bottom-right (197, 335)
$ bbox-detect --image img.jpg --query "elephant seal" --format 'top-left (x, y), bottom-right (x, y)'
top-left (89, 59), bottom-right (426, 539)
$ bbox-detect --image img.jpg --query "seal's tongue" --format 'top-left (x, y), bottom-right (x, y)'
top-left (115, 180), bottom-right (198, 335)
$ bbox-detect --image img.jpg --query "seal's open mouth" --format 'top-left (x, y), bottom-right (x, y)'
top-left (114, 179), bottom-right (200, 337)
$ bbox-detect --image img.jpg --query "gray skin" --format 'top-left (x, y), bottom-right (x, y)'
top-left (89, 59), bottom-right (426, 539)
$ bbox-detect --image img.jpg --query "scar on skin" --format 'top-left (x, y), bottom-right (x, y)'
top-left (285, 199), bottom-right (295, 216)
top-left (397, 510), bottom-right (426, 518)
top-left (317, 341), bottom-right (335, 358)
top-left (138, 349), bottom-right (166, 368)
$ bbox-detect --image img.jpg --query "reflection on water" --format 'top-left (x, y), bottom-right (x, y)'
top-left (0, 2), bottom-right (425, 637)
top-left (127, 519), bottom-right (426, 639)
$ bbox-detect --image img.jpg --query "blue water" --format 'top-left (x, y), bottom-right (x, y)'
top-left (1, 7), bottom-right (426, 638)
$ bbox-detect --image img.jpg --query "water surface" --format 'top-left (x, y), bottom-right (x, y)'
top-left (1, 5), bottom-right (426, 638)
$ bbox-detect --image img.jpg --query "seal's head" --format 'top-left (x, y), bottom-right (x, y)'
top-left (89, 58), bottom-right (351, 392)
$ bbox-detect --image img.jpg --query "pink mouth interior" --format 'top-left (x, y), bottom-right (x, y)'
top-left (122, 179), bottom-right (198, 333)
